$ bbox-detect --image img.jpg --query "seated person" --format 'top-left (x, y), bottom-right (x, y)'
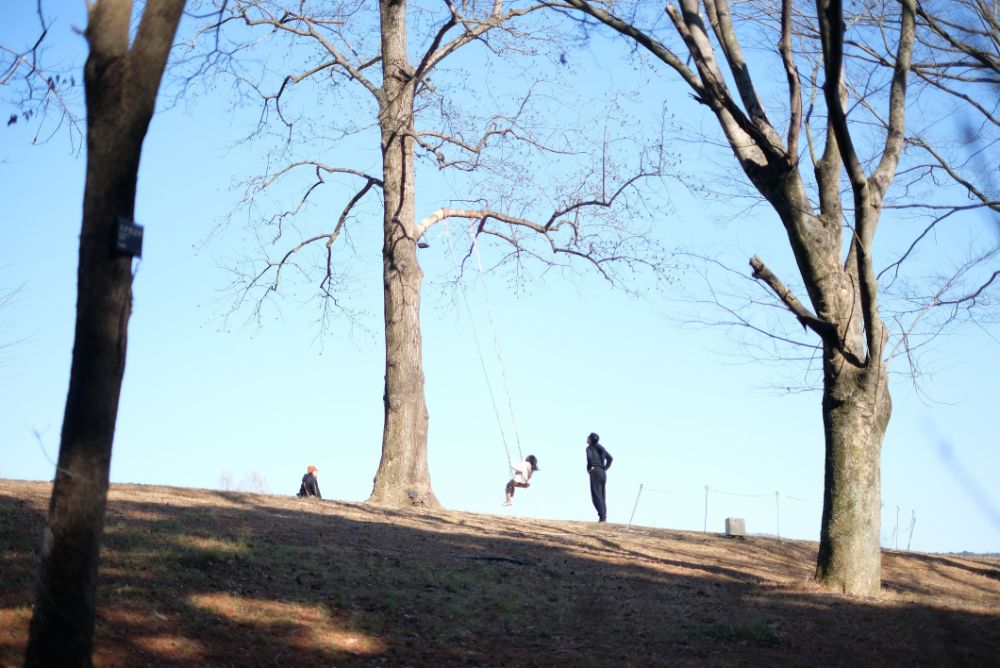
top-left (297, 465), bottom-right (321, 498)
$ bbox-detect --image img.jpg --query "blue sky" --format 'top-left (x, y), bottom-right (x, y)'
top-left (1, 3), bottom-right (998, 554)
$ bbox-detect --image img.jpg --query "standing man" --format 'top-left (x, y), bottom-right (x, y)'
top-left (585, 432), bottom-right (613, 522)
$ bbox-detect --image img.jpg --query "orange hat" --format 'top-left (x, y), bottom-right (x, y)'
top-left (307, 465), bottom-right (318, 473)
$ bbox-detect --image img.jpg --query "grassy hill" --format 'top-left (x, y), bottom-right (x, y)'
top-left (2, 479), bottom-right (998, 666)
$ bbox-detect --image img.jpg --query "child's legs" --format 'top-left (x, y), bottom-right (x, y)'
top-left (505, 480), bottom-right (529, 502)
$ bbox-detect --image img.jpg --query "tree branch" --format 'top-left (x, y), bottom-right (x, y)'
top-left (908, 137), bottom-right (1000, 215)
top-left (420, 2), bottom-right (555, 78)
top-left (557, 0), bottom-right (704, 94)
top-left (817, 0), bottom-right (867, 191)
top-left (702, 0), bottom-right (774, 130)
top-left (129, 0), bottom-right (188, 121)
top-left (779, 0), bottom-right (803, 161)
top-left (226, 5), bottom-right (376, 98)
top-left (749, 255), bottom-right (840, 346)
top-left (1, 3), bottom-right (83, 148)
top-left (871, 0), bottom-right (916, 198)
top-left (935, 270), bottom-right (999, 308)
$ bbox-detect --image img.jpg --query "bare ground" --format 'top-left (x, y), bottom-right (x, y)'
top-left (1, 479), bottom-right (998, 667)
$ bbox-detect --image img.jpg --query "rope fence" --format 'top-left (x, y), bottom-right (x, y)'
top-left (626, 483), bottom-right (918, 549)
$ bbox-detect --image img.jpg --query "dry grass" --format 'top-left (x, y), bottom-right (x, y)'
top-left (1, 479), bottom-right (998, 667)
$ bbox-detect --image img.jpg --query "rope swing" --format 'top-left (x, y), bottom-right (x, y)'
top-left (441, 221), bottom-right (524, 470)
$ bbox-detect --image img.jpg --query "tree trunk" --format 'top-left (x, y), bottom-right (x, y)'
top-left (24, 138), bottom-right (135, 665)
top-left (367, 0), bottom-right (440, 508)
top-left (770, 175), bottom-right (890, 597)
top-left (24, 2), bottom-right (184, 665)
top-left (815, 349), bottom-right (892, 595)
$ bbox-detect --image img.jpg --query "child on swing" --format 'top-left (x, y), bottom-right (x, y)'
top-left (503, 454), bottom-right (539, 506)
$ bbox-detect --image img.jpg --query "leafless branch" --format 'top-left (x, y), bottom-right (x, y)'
top-left (916, 2), bottom-right (1000, 77)
top-left (885, 246), bottom-right (1000, 370)
top-left (420, 2), bottom-right (561, 77)
top-left (241, 162), bottom-right (383, 242)
top-left (780, 0), bottom-right (803, 159)
top-left (664, 253), bottom-right (824, 370)
top-left (907, 138), bottom-right (1000, 215)
top-left (749, 255), bottom-right (841, 346)
top-left (936, 270), bottom-right (999, 308)
top-left (871, 0), bottom-right (916, 193)
top-left (415, 162), bottom-right (660, 283)
top-left (876, 207), bottom-right (964, 284)
top-left (558, 0), bottom-right (704, 93)
top-left (1, 2), bottom-right (83, 149)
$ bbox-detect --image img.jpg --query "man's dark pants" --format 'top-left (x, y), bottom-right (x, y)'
top-left (589, 468), bottom-right (607, 521)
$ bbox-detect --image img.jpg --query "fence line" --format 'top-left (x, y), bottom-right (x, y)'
top-left (627, 482), bottom-right (918, 548)
top-left (642, 486), bottom-right (702, 495)
top-left (706, 487), bottom-right (774, 498)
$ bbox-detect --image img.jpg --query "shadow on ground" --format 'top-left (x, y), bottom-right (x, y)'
top-left (1, 480), bottom-right (998, 667)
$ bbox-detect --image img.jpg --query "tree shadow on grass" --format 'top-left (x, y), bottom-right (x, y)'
top-left (904, 551), bottom-right (1000, 582)
top-left (1, 481), bottom-right (999, 667)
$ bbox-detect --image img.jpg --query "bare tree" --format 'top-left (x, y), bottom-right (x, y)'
top-left (181, 1), bottom-right (666, 508)
top-left (544, 0), bottom-right (927, 596)
top-left (24, 1), bottom-right (186, 665)
top-left (239, 469), bottom-right (271, 493)
top-left (218, 469), bottom-right (236, 491)
top-left (551, 0), bottom-right (1000, 597)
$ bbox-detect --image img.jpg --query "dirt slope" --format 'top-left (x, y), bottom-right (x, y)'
top-left (2, 479), bottom-right (998, 666)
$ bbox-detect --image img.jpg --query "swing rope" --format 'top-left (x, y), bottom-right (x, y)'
top-left (441, 221), bottom-right (524, 470)
top-left (468, 225), bottom-right (524, 465)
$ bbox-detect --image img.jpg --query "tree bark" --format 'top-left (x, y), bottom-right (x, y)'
top-left (24, 2), bottom-right (185, 665)
top-left (772, 174), bottom-right (891, 597)
top-left (367, 0), bottom-right (440, 508)
top-left (816, 350), bottom-right (891, 594)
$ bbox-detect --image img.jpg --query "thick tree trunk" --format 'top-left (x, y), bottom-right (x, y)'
top-left (24, 3), bottom-right (184, 665)
top-left (772, 180), bottom-right (890, 597)
top-left (815, 350), bottom-right (891, 596)
top-left (24, 133), bottom-right (137, 666)
top-left (367, 0), bottom-right (440, 508)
